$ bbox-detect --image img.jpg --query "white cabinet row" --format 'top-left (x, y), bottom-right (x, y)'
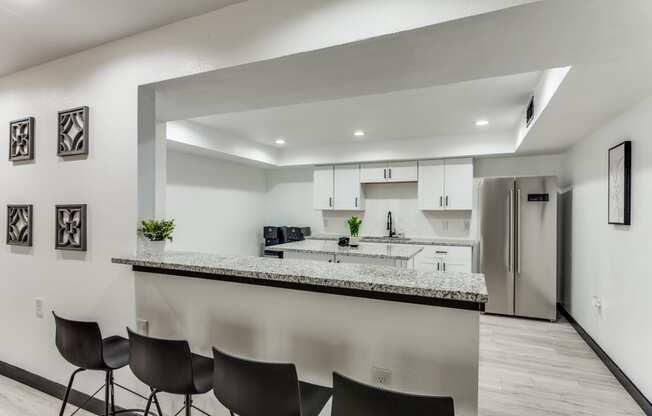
top-left (314, 158), bottom-right (473, 211)
top-left (412, 245), bottom-right (473, 273)
top-left (284, 251), bottom-right (404, 267)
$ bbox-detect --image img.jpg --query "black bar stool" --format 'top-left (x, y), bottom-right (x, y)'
top-left (212, 347), bottom-right (332, 416)
top-left (127, 328), bottom-right (213, 416)
top-left (331, 372), bottom-right (455, 416)
top-left (53, 312), bottom-right (130, 416)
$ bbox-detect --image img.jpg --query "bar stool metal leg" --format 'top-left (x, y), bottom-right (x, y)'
top-left (59, 368), bottom-right (86, 416)
top-left (185, 394), bottom-right (192, 416)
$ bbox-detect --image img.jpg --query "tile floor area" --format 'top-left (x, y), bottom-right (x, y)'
top-left (0, 315), bottom-right (645, 416)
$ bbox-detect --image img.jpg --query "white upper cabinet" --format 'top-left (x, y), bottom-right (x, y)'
top-left (387, 161), bottom-right (418, 182)
top-left (314, 164), bottom-right (364, 210)
top-left (444, 158), bottom-right (474, 210)
top-left (334, 164), bottom-right (364, 210)
top-left (360, 161), bottom-right (417, 183)
top-left (359, 162), bottom-right (387, 183)
top-left (313, 165), bottom-right (334, 210)
top-left (418, 158), bottom-right (473, 210)
top-left (417, 160), bottom-right (445, 210)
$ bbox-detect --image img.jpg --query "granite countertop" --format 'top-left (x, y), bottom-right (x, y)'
top-left (266, 240), bottom-right (423, 260)
top-left (112, 251), bottom-right (488, 304)
top-left (307, 234), bottom-right (477, 248)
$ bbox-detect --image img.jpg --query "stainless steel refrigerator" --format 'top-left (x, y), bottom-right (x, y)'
top-left (478, 176), bottom-right (557, 321)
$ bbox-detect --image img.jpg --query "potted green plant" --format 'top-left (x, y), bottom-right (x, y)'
top-left (347, 216), bottom-right (362, 247)
top-left (140, 219), bottom-right (175, 255)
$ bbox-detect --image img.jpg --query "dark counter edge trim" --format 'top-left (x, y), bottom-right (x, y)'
top-left (132, 265), bottom-right (486, 312)
top-left (558, 304), bottom-right (652, 415)
top-left (0, 360), bottom-right (120, 416)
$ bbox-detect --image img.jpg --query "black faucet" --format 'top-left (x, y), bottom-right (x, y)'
top-left (387, 211), bottom-right (395, 237)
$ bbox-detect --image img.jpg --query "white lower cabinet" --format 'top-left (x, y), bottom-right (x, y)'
top-left (284, 251), bottom-right (335, 262)
top-left (283, 251), bottom-right (405, 267)
top-left (336, 254), bottom-right (399, 267)
top-left (414, 245), bottom-right (473, 273)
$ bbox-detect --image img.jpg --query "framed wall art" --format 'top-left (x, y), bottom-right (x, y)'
top-left (9, 117), bottom-right (35, 161)
top-left (58, 106), bottom-right (89, 156)
top-left (608, 140), bottom-right (631, 225)
top-left (55, 204), bottom-right (87, 251)
top-left (7, 205), bottom-right (33, 246)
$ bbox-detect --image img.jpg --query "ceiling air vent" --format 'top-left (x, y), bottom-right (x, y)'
top-left (526, 96), bottom-right (535, 127)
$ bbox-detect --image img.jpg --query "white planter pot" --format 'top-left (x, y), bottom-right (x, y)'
top-left (144, 240), bottom-right (166, 256)
top-left (349, 236), bottom-right (360, 247)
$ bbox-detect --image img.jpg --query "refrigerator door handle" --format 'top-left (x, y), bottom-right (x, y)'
top-left (507, 189), bottom-right (513, 272)
top-left (516, 188), bottom-right (522, 274)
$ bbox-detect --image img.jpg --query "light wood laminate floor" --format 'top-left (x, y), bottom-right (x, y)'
top-left (0, 315), bottom-right (644, 415)
top-left (479, 314), bottom-right (644, 416)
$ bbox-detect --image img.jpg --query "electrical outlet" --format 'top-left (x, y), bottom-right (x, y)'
top-left (137, 319), bottom-right (149, 335)
top-left (372, 366), bottom-right (392, 386)
top-left (35, 298), bottom-right (44, 319)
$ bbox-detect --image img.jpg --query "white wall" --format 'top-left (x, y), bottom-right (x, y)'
top-left (166, 151), bottom-right (266, 256)
top-left (475, 154), bottom-right (564, 178)
top-left (1, 0), bottom-right (533, 403)
top-left (562, 95), bottom-right (652, 401)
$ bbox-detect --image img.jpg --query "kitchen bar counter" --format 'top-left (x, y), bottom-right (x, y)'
top-left (115, 251), bottom-right (486, 415)
top-left (266, 239), bottom-right (423, 260)
top-left (112, 251), bottom-right (487, 309)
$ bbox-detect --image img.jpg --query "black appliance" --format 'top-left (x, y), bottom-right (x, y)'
top-left (287, 227), bottom-right (311, 242)
top-left (263, 226), bottom-right (310, 257)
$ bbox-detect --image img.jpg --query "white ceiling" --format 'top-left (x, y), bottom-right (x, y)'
top-left (190, 71), bottom-right (541, 148)
top-left (154, 0), bottom-right (652, 161)
top-left (0, 0), bottom-right (244, 76)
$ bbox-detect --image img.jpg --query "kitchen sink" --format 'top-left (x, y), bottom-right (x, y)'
top-left (362, 236), bottom-right (412, 243)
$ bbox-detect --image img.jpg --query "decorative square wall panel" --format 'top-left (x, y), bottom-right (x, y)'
top-left (58, 106), bottom-right (89, 156)
top-left (55, 204), bottom-right (87, 251)
top-left (7, 205), bottom-right (33, 246)
top-left (9, 117), bottom-right (35, 161)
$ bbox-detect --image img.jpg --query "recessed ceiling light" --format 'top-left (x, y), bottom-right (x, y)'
top-left (275, 138), bottom-right (286, 144)
top-left (475, 120), bottom-right (489, 126)
top-left (354, 130), bottom-right (365, 137)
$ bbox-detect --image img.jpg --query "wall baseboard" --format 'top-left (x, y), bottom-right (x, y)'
top-left (0, 360), bottom-right (117, 416)
top-left (558, 304), bottom-right (652, 416)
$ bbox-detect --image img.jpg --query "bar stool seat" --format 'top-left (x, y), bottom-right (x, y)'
top-left (191, 353), bottom-right (214, 394)
top-left (127, 328), bottom-right (214, 415)
top-left (102, 336), bottom-right (130, 369)
top-left (53, 312), bottom-right (130, 416)
top-left (299, 380), bottom-right (336, 416)
top-left (331, 372), bottom-right (455, 416)
top-left (212, 347), bottom-right (332, 416)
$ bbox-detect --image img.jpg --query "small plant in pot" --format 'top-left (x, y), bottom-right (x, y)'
top-left (347, 216), bottom-right (362, 247)
top-left (140, 219), bottom-right (175, 255)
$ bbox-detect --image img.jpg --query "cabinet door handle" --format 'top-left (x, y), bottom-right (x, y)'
top-left (336, 260), bottom-right (341, 263)
top-left (383, 168), bottom-right (387, 179)
top-left (443, 262), bottom-right (446, 272)
top-left (437, 262), bottom-right (440, 271)
top-left (440, 196), bottom-right (443, 207)
top-left (389, 168), bottom-right (392, 179)
top-left (445, 195), bottom-right (449, 207)
top-left (355, 197), bottom-right (358, 207)
top-left (328, 259), bottom-right (333, 263)
top-left (329, 197), bottom-right (332, 207)
top-left (435, 250), bottom-right (448, 254)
